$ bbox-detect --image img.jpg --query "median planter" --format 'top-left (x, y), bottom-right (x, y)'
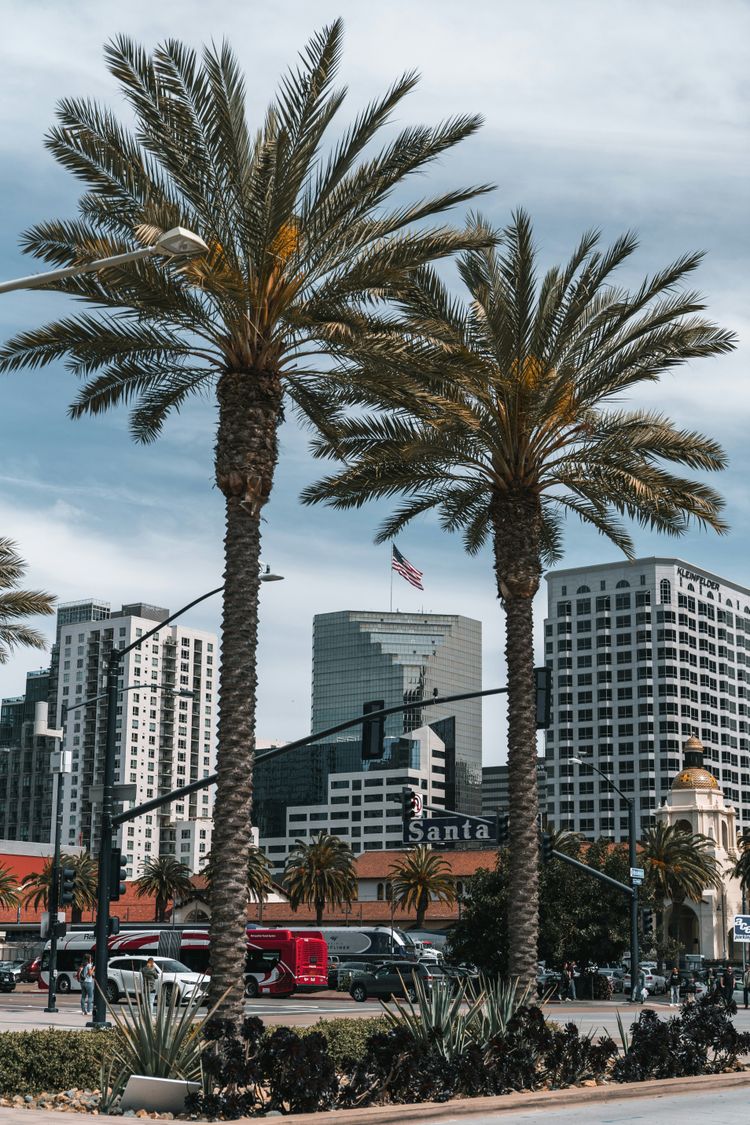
top-left (120, 1075), bottom-right (201, 1114)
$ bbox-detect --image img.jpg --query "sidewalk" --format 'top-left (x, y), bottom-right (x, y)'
top-left (0, 1070), bottom-right (748, 1125)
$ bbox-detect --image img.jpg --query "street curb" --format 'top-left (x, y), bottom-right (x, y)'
top-left (277, 1069), bottom-right (750, 1124)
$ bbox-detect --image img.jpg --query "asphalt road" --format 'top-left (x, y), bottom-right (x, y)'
top-left (4, 983), bottom-right (750, 1034)
top-left (428, 1086), bottom-right (750, 1123)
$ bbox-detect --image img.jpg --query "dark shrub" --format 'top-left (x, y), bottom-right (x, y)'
top-left (259, 1027), bottom-right (338, 1114)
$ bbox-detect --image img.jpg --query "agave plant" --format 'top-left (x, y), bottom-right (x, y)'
top-left (381, 974), bottom-right (482, 1061)
top-left (100, 978), bottom-right (219, 1108)
top-left (467, 975), bottom-right (534, 1045)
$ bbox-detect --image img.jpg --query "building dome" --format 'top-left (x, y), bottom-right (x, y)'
top-left (671, 734), bottom-right (719, 791)
top-left (671, 767), bottom-right (719, 791)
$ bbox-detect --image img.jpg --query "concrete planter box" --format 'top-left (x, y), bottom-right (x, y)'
top-left (120, 1075), bottom-right (201, 1113)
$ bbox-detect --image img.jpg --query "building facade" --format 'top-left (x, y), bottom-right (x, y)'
top-left (258, 725), bottom-right (447, 875)
top-left (311, 611), bottom-right (482, 814)
top-left (52, 600), bottom-right (218, 877)
top-left (481, 761), bottom-right (547, 821)
top-left (0, 670), bottom-right (55, 843)
top-left (544, 557), bottom-right (750, 842)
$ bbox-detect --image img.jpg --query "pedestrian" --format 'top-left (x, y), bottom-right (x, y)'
top-left (686, 974), bottom-right (697, 1004)
top-left (141, 956), bottom-right (159, 1012)
top-left (76, 953), bottom-right (95, 1016)
top-left (668, 966), bottom-right (681, 1007)
top-left (705, 967), bottom-right (716, 998)
top-left (560, 962), bottom-right (571, 1002)
top-left (743, 964), bottom-right (750, 1010)
top-left (721, 965), bottom-right (736, 1007)
top-left (637, 966), bottom-right (647, 1004)
top-left (568, 960), bottom-right (577, 1001)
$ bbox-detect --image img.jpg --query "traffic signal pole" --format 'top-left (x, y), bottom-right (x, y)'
top-left (43, 768), bottom-right (64, 1014)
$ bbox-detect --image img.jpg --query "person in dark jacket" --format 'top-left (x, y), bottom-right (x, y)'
top-left (720, 965), bottom-right (736, 1005)
top-left (668, 967), bottom-right (681, 1007)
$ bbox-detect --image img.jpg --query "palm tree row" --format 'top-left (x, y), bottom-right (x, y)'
top-left (21, 851), bottom-right (98, 922)
top-left (0, 20), bottom-right (734, 1008)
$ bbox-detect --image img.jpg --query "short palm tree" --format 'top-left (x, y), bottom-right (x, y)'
top-left (0, 538), bottom-right (55, 663)
top-left (388, 844), bottom-right (455, 928)
top-left (0, 23), bottom-right (489, 1018)
top-left (21, 851), bottom-right (97, 918)
top-left (283, 831), bottom-right (356, 926)
top-left (134, 855), bottom-right (194, 922)
top-left (0, 864), bottom-right (20, 909)
top-left (303, 211), bottom-right (734, 983)
top-left (641, 822), bottom-right (722, 906)
top-left (198, 845), bottom-right (272, 905)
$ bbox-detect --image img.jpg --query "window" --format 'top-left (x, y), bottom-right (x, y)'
top-left (660, 578), bottom-right (671, 605)
top-left (616, 580), bottom-right (630, 589)
top-left (576, 585), bottom-right (591, 594)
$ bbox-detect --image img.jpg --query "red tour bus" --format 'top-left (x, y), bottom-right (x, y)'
top-left (39, 928), bottom-right (327, 999)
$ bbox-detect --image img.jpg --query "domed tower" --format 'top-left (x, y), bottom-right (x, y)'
top-left (655, 736), bottom-right (740, 959)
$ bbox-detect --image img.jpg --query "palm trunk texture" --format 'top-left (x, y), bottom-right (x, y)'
top-left (492, 494), bottom-right (543, 986)
top-left (209, 369), bottom-right (281, 1018)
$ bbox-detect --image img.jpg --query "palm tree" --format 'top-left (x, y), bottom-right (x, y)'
top-left (302, 211), bottom-right (734, 984)
top-left (641, 823), bottom-right (722, 944)
top-left (283, 831), bottom-right (356, 925)
top-left (198, 845), bottom-right (272, 908)
top-left (21, 851), bottom-right (97, 918)
top-left (731, 830), bottom-right (750, 895)
top-left (0, 538), bottom-right (54, 663)
top-left (67, 851), bottom-right (98, 924)
top-left (388, 844), bottom-right (455, 928)
top-left (0, 24), bottom-right (489, 1017)
top-left (134, 855), bottom-right (194, 922)
top-left (0, 864), bottom-right (20, 909)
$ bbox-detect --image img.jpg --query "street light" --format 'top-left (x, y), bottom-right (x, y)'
top-left (0, 227), bottom-right (208, 295)
top-left (570, 756), bottom-right (640, 1002)
top-left (259, 565), bottom-right (284, 583)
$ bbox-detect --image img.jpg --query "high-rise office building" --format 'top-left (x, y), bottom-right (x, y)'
top-left (544, 557), bottom-right (750, 841)
top-left (311, 611), bottom-right (482, 814)
top-left (52, 599), bottom-right (218, 876)
top-left (0, 669), bottom-right (55, 842)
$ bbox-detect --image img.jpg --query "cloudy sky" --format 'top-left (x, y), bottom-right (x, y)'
top-left (0, 0), bottom-right (747, 761)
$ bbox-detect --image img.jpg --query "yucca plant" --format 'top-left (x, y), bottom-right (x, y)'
top-left (100, 978), bottom-right (217, 1108)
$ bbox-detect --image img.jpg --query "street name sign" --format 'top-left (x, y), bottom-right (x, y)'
top-left (403, 814), bottom-right (497, 844)
top-left (733, 915), bottom-right (750, 943)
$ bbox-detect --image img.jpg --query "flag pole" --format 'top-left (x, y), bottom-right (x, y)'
top-left (389, 544), bottom-right (394, 612)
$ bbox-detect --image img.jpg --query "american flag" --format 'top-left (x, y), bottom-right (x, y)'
top-left (391, 544), bottom-right (424, 590)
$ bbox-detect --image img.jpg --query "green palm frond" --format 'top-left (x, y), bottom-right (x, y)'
top-left (641, 823), bottom-right (722, 904)
top-left (0, 540), bottom-right (54, 664)
top-left (283, 831), bottom-right (356, 917)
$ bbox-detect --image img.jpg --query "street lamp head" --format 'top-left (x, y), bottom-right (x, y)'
top-left (260, 564), bottom-right (284, 583)
top-left (570, 757), bottom-right (583, 766)
top-left (154, 227), bottom-right (209, 258)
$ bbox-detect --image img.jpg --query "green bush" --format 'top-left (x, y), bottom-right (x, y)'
top-left (0, 1030), bottom-right (113, 1094)
top-left (300, 1018), bottom-right (388, 1068)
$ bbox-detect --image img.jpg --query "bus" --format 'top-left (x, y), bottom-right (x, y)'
top-left (274, 925), bottom-right (418, 965)
top-left (40, 928), bottom-right (327, 999)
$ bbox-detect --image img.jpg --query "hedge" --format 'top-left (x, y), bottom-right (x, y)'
top-left (301, 1017), bottom-right (388, 1067)
top-left (0, 1030), bottom-right (113, 1095)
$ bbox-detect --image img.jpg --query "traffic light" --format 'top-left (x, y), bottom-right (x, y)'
top-left (361, 700), bottom-right (385, 761)
top-left (401, 787), bottom-right (421, 818)
top-left (534, 667), bottom-right (552, 729)
top-left (108, 916), bottom-right (121, 937)
top-left (60, 866), bottom-right (76, 906)
top-left (540, 831), bottom-right (554, 863)
top-left (497, 813), bottom-right (509, 846)
top-left (109, 848), bottom-right (127, 902)
top-left (642, 908), bottom-right (655, 939)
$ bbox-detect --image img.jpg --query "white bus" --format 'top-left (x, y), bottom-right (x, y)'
top-left (272, 925), bottom-right (417, 964)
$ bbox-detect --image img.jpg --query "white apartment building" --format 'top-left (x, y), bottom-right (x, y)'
top-left (544, 557), bottom-right (750, 842)
top-left (55, 601), bottom-right (218, 877)
top-left (260, 725), bottom-right (446, 875)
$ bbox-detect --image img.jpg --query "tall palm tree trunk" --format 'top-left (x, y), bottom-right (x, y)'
top-left (208, 370), bottom-right (281, 1018)
top-left (315, 897), bottom-right (324, 926)
top-left (416, 887), bottom-right (428, 928)
top-left (493, 495), bottom-right (543, 986)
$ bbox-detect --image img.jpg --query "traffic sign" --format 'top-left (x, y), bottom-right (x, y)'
top-left (413, 791), bottom-right (424, 816)
top-left (733, 914), bottom-right (750, 943)
top-left (630, 867), bottom-right (644, 880)
top-left (403, 813), bottom-right (497, 845)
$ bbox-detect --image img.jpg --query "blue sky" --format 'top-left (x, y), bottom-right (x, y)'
top-left (0, 0), bottom-right (747, 761)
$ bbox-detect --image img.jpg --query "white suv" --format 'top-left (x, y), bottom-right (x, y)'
top-left (106, 956), bottom-right (207, 1005)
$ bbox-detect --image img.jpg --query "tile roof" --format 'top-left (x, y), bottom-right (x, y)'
top-left (355, 848), bottom-right (498, 878)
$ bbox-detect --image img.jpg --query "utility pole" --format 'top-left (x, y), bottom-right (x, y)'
top-left (33, 703), bottom-right (67, 1014)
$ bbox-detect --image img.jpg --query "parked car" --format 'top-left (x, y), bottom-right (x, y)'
top-left (597, 968), bottom-right (624, 993)
top-left (0, 961), bottom-right (23, 983)
top-left (678, 973), bottom-right (707, 999)
top-left (19, 958), bottom-right (41, 984)
top-left (536, 970), bottom-right (562, 998)
top-left (336, 960), bottom-right (377, 992)
top-left (0, 967), bottom-right (15, 993)
top-left (623, 968), bottom-right (660, 996)
top-left (348, 960), bottom-right (451, 1002)
top-left (640, 962), bottom-right (666, 993)
top-left (105, 956), bottom-right (207, 1005)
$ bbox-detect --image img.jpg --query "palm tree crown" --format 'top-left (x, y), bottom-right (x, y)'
top-left (134, 855), bottom-right (194, 922)
top-left (199, 845), bottom-right (272, 903)
top-left (388, 845), bottom-right (455, 928)
top-left (283, 831), bottom-right (356, 926)
top-left (21, 851), bottom-right (96, 916)
top-left (641, 822), bottom-right (722, 904)
top-left (732, 830), bottom-right (750, 894)
top-left (0, 864), bottom-right (20, 909)
top-left (0, 539), bottom-right (55, 664)
top-left (304, 211), bottom-right (734, 984)
top-left (0, 22), bottom-right (489, 1019)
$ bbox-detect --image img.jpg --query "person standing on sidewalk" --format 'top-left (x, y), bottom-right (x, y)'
top-left (77, 954), bottom-right (95, 1016)
top-left (568, 961), bottom-right (577, 1001)
top-left (720, 965), bottom-right (736, 1007)
top-left (668, 966), bottom-right (681, 1007)
top-left (743, 965), bottom-right (750, 1009)
top-left (141, 957), bottom-right (159, 1013)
